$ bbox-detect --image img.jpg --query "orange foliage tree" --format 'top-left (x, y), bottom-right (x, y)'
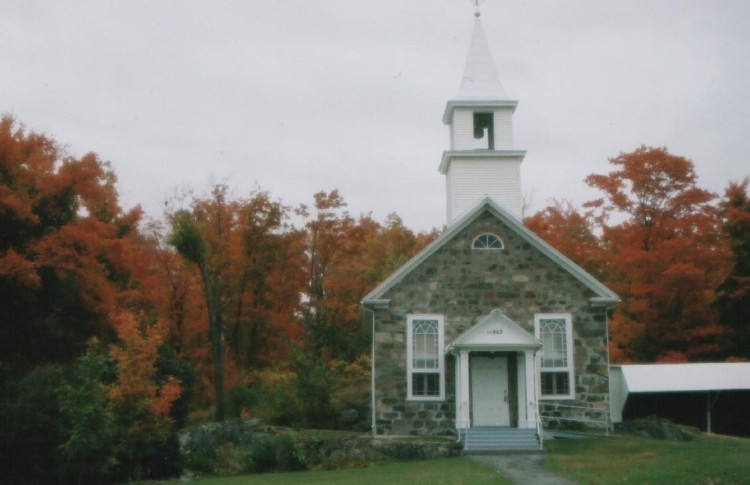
top-left (167, 185), bottom-right (304, 420)
top-left (0, 115), bottom-right (148, 379)
top-left (524, 199), bottom-right (607, 281)
top-left (715, 179), bottom-right (750, 360)
top-left (301, 190), bottom-right (438, 359)
top-left (108, 312), bottom-right (182, 478)
top-left (585, 146), bottom-right (732, 362)
top-left (0, 115), bottom-right (186, 483)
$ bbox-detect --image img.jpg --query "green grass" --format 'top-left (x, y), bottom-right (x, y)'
top-left (152, 432), bottom-right (750, 485)
top-left (546, 433), bottom-right (750, 484)
top-left (162, 457), bottom-right (509, 484)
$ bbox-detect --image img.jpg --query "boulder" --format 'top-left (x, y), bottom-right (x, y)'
top-left (615, 415), bottom-right (701, 441)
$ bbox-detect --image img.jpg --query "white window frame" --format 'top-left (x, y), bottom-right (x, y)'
top-left (472, 233), bottom-right (504, 250)
top-left (406, 314), bottom-right (445, 401)
top-left (534, 313), bottom-right (575, 400)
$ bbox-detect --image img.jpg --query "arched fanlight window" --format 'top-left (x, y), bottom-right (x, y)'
top-left (472, 233), bottom-right (503, 250)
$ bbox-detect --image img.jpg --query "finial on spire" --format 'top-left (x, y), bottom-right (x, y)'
top-left (473, 0), bottom-right (482, 18)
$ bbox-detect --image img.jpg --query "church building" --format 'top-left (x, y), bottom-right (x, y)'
top-left (362, 12), bottom-right (619, 451)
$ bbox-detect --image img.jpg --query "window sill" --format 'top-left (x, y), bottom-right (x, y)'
top-left (539, 395), bottom-right (575, 401)
top-left (407, 396), bottom-right (445, 402)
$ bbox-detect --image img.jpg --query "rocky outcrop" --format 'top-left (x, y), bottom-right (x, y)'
top-left (615, 415), bottom-right (701, 441)
top-left (179, 420), bottom-right (461, 477)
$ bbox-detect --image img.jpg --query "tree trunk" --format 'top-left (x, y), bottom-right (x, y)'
top-left (200, 264), bottom-right (225, 421)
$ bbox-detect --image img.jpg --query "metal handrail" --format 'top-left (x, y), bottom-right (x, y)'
top-left (536, 408), bottom-right (544, 447)
top-left (455, 420), bottom-right (470, 445)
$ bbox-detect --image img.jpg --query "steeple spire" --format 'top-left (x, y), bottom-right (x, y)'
top-left (455, 15), bottom-right (511, 101)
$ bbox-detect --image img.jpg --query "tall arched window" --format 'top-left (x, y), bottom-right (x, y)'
top-left (407, 314), bottom-right (445, 400)
top-left (472, 233), bottom-right (503, 250)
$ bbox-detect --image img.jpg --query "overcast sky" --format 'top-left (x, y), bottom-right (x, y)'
top-left (2, 1), bottom-right (749, 231)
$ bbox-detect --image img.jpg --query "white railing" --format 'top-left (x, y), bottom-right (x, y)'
top-left (536, 408), bottom-right (544, 447)
top-left (539, 402), bottom-right (610, 435)
top-left (455, 420), bottom-right (470, 444)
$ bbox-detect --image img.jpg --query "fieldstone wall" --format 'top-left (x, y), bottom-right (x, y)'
top-left (372, 210), bottom-right (611, 436)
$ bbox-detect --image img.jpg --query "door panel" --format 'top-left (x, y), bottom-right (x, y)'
top-left (471, 356), bottom-right (510, 426)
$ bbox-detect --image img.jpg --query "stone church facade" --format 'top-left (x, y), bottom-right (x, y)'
top-left (362, 13), bottom-right (618, 449)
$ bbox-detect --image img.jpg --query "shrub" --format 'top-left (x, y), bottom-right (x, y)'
top-left (250, 435), bottom-right (306, 472)
top-left (227, 384), bottom-right (260, 419)
top-left (0, 364), bottom-right (68, 484)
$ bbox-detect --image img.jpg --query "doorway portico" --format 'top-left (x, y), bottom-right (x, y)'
top-left (447, 309), bottom-right (542, 431)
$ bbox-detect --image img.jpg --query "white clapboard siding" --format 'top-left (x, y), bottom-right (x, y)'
top-left (446, 157), bottom-right (523, 222)
top-left (493, 108), bottom-right (513, 149)
top-left (452, 109), bottom-right (485, 150)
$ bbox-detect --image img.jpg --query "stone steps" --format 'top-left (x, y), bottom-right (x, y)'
top-left (462, 427), bottom-right (542, 452)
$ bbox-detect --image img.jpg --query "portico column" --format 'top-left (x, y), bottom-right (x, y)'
top-left (524, 350), bottom-right (536, 429)
top-left (458, 350), bottom-right (470, 429)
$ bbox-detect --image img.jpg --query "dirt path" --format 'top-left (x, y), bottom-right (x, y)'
top-left (469, 454), bottom-right (577, 485)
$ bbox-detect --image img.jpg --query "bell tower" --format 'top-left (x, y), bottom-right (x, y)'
top-left (441, 11), bottom-right (526, 224)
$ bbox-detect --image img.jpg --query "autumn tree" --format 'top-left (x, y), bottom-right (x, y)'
top-left (301, 191), bottom-right (437, 359)
top-left (168, 190), bottom-right (228, 421)
top-left (226, 191), bottom-right (306, 368)
top-left (0, 115), bottom-right (150, 381)
top-left (585, 146), bottom-right (732, 362)
top-left (524, 199), bottom-right (607, 280)
top-left (167, 185), bottom-right (304, 420)
top-left (107, 313), bottom-right (182, 480)
top-left (715, 179), bottom-right (750, 359)
top-left (0, 115), bottom-right (192, 483)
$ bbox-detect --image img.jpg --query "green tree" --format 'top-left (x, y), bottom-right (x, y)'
top-left (0, 364), bottom-right (67, 484)
top-left (59, 341), bottom-right (115, 485)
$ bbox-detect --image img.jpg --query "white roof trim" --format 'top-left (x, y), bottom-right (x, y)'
top-left (442, 100), bottom-right (518, 125)
top-left (361, 197), bottom-right (619, 306)
top-left (446, 308), bottom-right (542, 352)
top-left (439, 149), bottom-right (527, 174)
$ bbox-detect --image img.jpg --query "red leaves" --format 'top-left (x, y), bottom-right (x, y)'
top-left (108, 312), bottom-right (182, 439)
top-left (579, 146), bottom-right (734, 362)
top-left (524, 199), bottom-right (606, 280)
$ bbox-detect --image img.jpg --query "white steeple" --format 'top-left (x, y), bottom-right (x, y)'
top-left (455, 15), bottom-right (511, 102)
top-left (441, 14), bottom-right (526, 224)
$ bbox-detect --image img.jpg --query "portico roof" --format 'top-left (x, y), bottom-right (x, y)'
top-left (446, 309), bottom-right (542, 352)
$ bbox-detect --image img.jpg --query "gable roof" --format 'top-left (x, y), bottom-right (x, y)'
top-left (447, 309), bottom-right (542, 352)
top-left (361, 197), bottom-right (619, 307)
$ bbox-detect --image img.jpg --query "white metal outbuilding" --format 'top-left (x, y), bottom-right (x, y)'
top-left (610, 363), bottom-right (750, 433)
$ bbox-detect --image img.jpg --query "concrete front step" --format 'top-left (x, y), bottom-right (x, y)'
top-left (463, 427), bottom-right (542, 452)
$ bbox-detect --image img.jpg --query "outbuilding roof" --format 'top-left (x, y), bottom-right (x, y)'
top-left (609, 362), bottom-right (750, 424)
top-left (614, 363), bottom-right (750, 393)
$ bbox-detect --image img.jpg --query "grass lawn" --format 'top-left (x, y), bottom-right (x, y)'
top-left (546, 433), bottom-right (750, 484)
top-left (161, 457), bottom-right (509, 484)
top-left (153, 432), bottom-right (750, 484)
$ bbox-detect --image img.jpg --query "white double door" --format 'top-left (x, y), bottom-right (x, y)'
top-left (471, 355), bottom-right (510, 427)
